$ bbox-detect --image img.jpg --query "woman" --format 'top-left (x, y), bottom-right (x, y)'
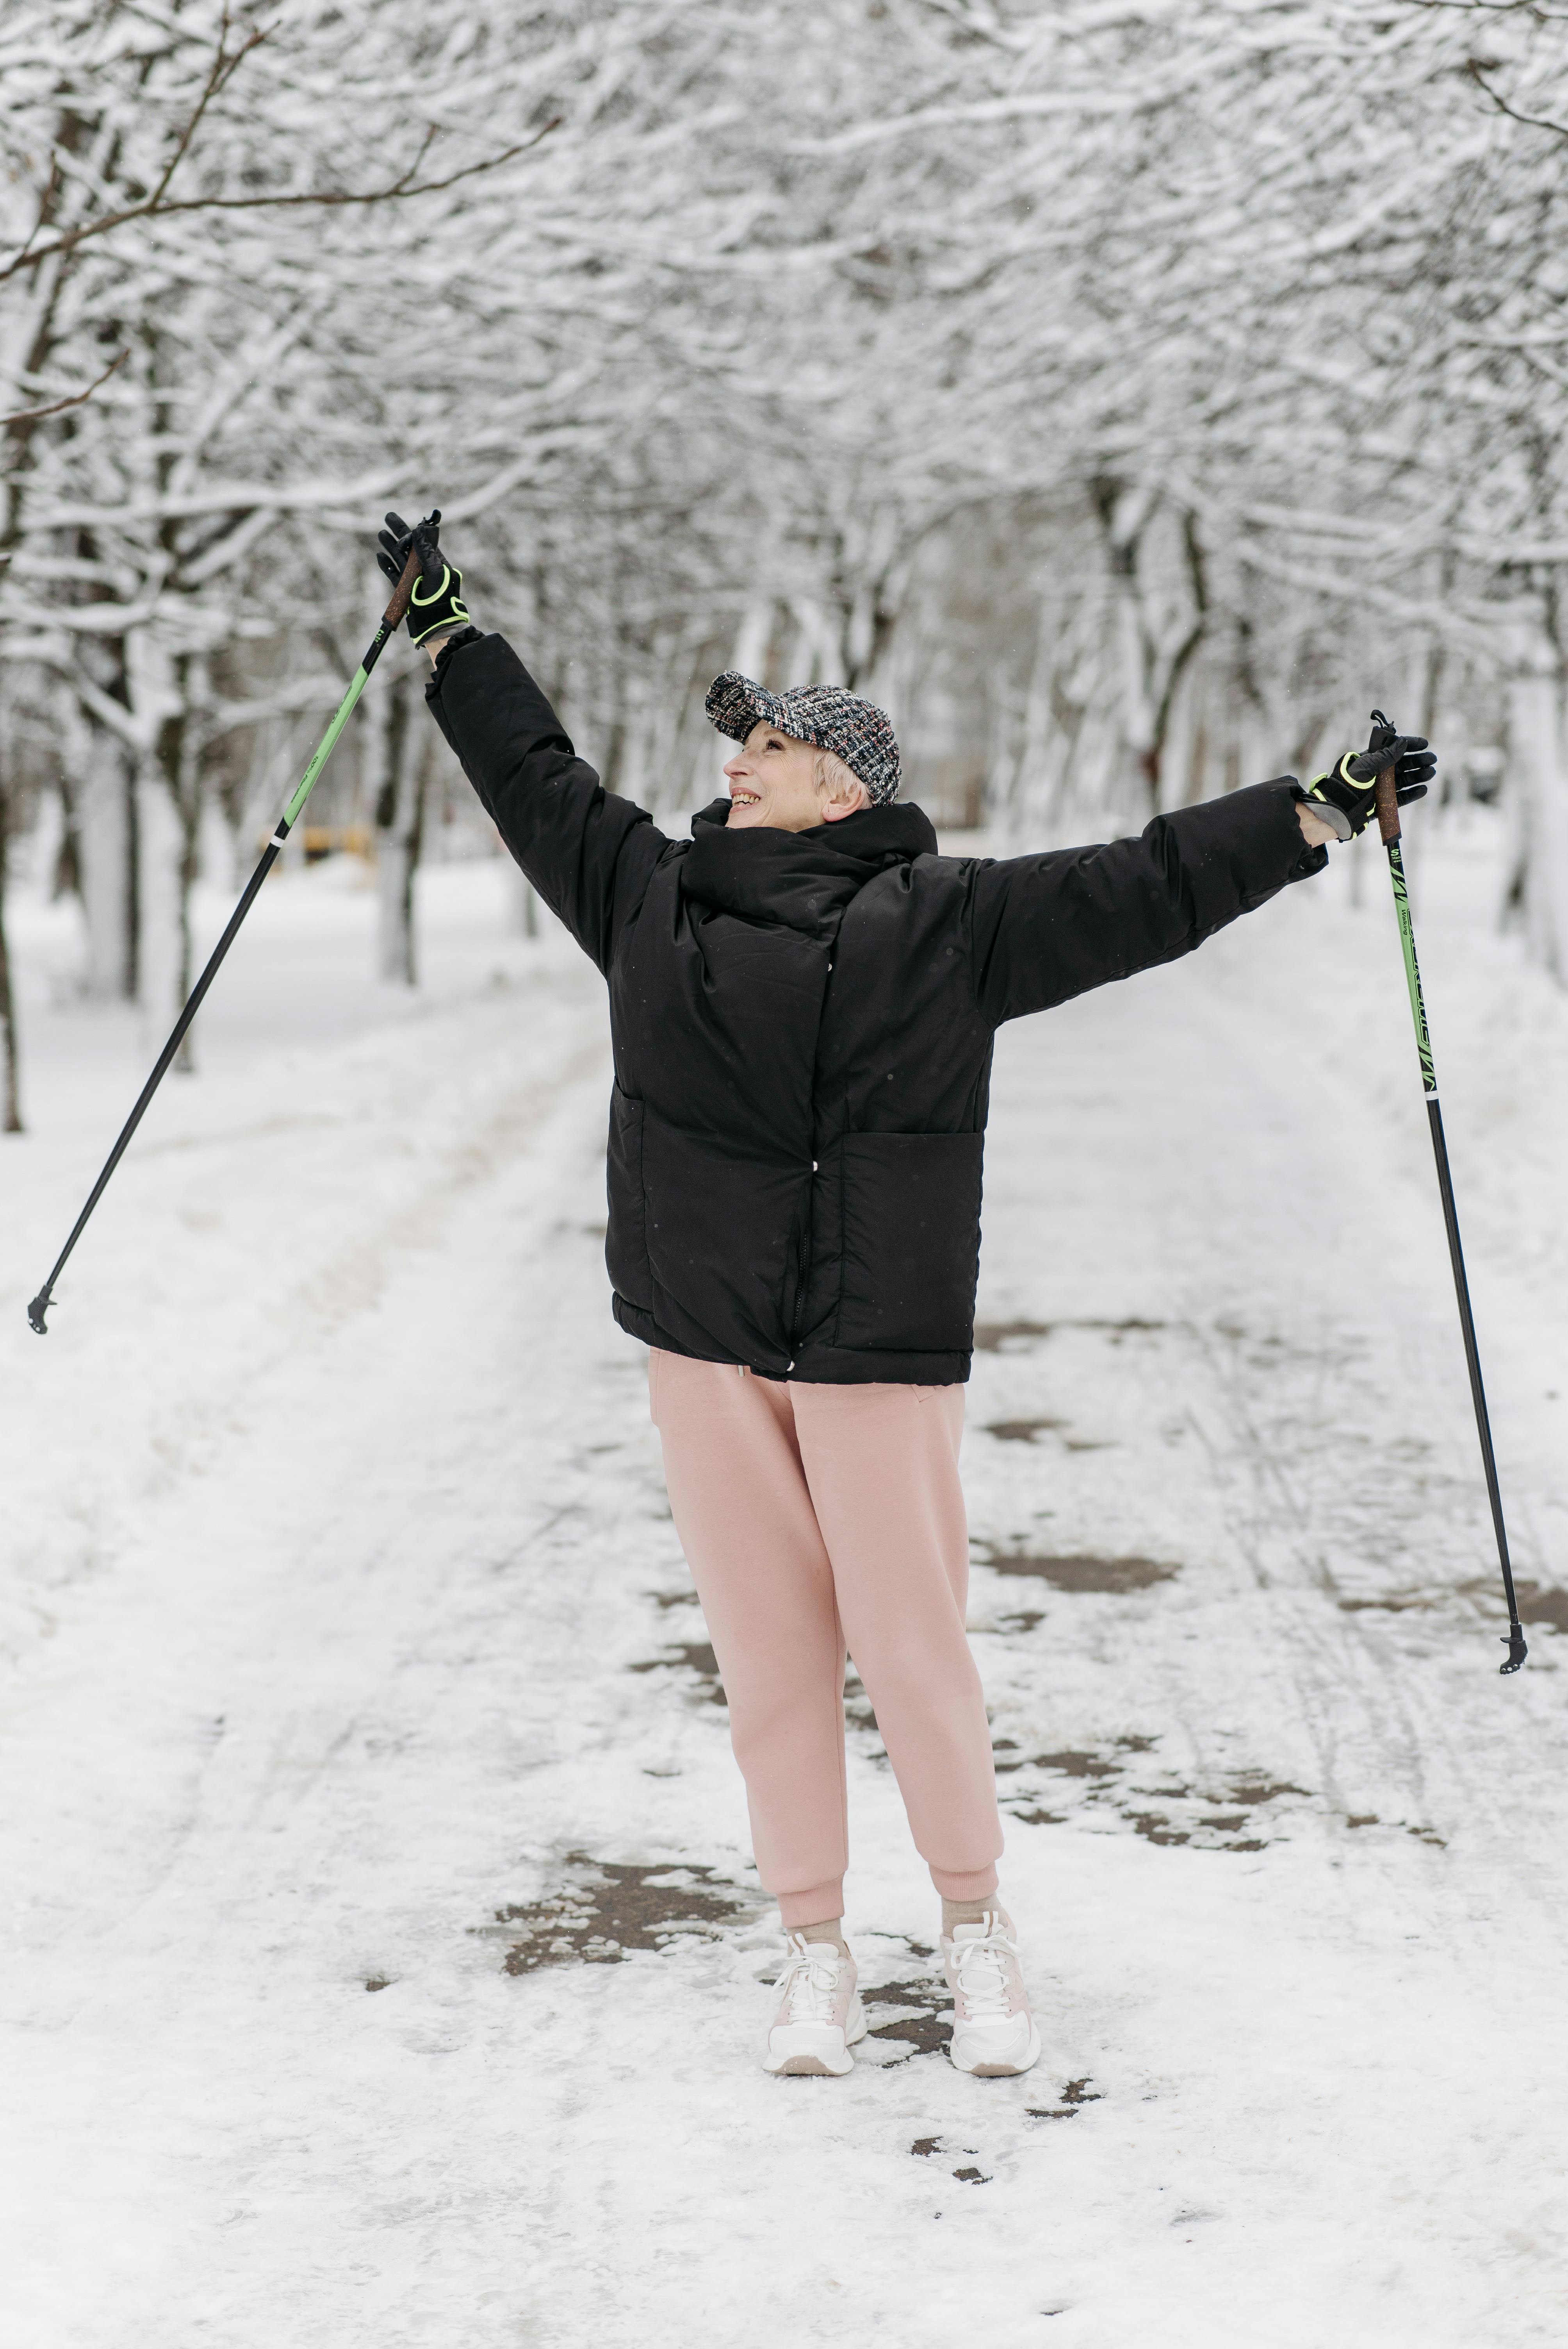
top-left (378, 512), bottom-right (1433, 2080)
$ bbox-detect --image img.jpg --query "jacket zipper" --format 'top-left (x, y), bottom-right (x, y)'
top-left (790, 949), bottom-right (832, 1357)
top-left (789, 1154), bottom-right (821, 1349)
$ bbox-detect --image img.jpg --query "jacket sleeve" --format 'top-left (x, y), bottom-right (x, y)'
top-left (425, 631), bottom-right (668, 976)
top-left (969, 777), bottom-right (1327, 1025)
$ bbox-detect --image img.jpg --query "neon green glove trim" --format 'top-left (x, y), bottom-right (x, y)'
top-left (1300, 776), bottom-right (1354, 840)
top-left (408, 563), bottom-right (471, 645)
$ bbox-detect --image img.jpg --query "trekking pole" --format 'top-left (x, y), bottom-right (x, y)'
top-left (27, 536), bottom-right (426, 1336)
top-left (1369, 708), bottom-right (1527, 1674)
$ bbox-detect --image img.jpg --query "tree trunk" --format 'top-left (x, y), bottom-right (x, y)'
top-left (78, 745), bottom-right (138, 1000)
top-left (730, 602), bottom-right (777, 686)
top-left (150, 678), bottom-right (206, 1072)
top-left (61, 658), bottom-right (141, 1003)
top-left (1092, 481), bottom-right (1209, 822)
top-left (1507, 622), bottom-right (1568, 982)
top-left (373, 674), bottom-right (427, 985)
top-left (0, 771), bottom-right (21, 1133)
top-left (135, 761), bottom-right (187, 1047)
top-left (378, 833), bottom-right (418, 984)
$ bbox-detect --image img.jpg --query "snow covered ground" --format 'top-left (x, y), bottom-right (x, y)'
top-left (2, 811), bottom-right (1566, 2347)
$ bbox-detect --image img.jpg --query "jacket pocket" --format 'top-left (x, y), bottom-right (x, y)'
top-left (605, 1085), bottom-right (653, 1311)
top-left (642, 1114), bottom-right (810, 1366)
top-left (836, 1132), bottom-right (984, 1353)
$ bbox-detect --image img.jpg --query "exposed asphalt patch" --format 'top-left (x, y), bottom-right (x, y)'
top-left (1126, 1809), bottom-right (1207, 1848)
top-left (1027, 2078), bottom-right (1103, 2121)
top-left (1486, 1579), bottom-right (1568, 1634)
top-left (1338, 1594), bottom-right (1438, 1615)
top-left (485, 1856), bottom-right (756, 1972)
top-left (1226, 1778), bottom-right (1308, 1807)
top-left (630, 1631), bottom-right (887, 1759)
top-left (972, 1319), bottom-right (1054, 1351)
top-left (1338, 1578), bottom-right (1568, 1636)
top-left (629, 1640), bottom-right (725, 1702)
top-left (1502, 1578), bottom-right (1568, 1635)
top-left (1010, 1741), bottom-right (1151, 1777)
top-left (992, 1735), bottom-right (1309, 1853)
top-left (911, 2136), bottom-right (992, 2182)
top-left (1344, 1813), bottom-right (1447, 1848)
top-left (860, 1975), bottom-right (952, 2060)
top-left (972, 1317), bottom-right (1167, 1351)
top-left (980, 1549), bottom-right (1180, 1595)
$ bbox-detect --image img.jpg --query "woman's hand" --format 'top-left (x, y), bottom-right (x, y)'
top-left (1298, 719), bottom-right (1436, 843)
top-left (376, 510), bottom-right (471, 651)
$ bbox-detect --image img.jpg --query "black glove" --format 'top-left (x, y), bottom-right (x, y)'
top-left (376, 509), bottom-right (472, 646)
top-left (1299, 711), bottom-right (1436, 841)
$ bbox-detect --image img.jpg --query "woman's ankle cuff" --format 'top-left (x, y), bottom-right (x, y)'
top-left (929, 1862), bottom-right (1000, 1903)
top-left (779, 1877), bottom-right (847, 1930)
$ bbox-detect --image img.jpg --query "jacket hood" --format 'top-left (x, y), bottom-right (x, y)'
top-left (683, 798), bottom-right (938, 935)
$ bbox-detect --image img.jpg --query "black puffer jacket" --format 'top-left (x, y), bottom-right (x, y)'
top-left (428, 632), bottom-right (1325, 1384)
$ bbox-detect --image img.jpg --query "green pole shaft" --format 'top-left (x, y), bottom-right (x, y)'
top-left (1385, 836), bottom-right (1436, 1095)
top-left (1374, 769), bottom-right (1526, 1673)
top-left (27, 547), bottom-right (422, 1335)
top-left (283, 663), bottom-right (372, 828)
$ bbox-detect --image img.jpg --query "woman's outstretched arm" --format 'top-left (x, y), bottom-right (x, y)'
top-left (968, 777), bottom-right (1329, 1026)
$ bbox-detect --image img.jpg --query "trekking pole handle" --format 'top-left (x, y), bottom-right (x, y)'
top-left (1367, 706), bottom-right (1403, 846)
top-left (385, 536), bottom-right (424, 633)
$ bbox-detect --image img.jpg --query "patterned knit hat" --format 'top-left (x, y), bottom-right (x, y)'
top-left (705, 672), bottom-right (901, 806)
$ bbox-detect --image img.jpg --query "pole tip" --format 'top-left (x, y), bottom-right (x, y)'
top-left (1500, 1624), bottom-right (1528, 1675)
top-left (27, 1288), bottom-right (52, 1335)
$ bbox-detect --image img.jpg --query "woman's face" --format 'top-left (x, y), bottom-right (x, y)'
top-left (724, 724), bottom-right (866, 832)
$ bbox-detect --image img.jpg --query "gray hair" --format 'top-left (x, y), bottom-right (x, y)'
top-left (813, 745), bottom-right (867, 807)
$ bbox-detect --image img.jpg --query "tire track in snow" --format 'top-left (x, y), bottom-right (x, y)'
top-left (0, 961), bottom-right (611, 1677)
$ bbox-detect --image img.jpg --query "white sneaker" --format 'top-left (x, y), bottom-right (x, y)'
top-left (763, 1934), bottom-right (868, 2076)
top-left (942, 1912), bottom-right (1042, 2076)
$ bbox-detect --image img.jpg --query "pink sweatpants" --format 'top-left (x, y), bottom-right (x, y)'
top-left (648, 1350), bottom-right (1004, 1929)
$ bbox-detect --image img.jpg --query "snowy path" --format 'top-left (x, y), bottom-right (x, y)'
top-left (2, 833), bottom-right (1566, 2347)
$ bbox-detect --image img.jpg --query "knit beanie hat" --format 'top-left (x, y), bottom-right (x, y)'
top-left (705, 672), bottom-right (901, 806)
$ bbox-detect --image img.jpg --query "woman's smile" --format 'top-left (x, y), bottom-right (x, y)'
top-left (723, 722), bottom-right (867, 831)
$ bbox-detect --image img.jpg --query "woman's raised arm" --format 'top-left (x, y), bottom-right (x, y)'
top-left (427, 632), bottom-right (669, 977)
top-left (372, 511), bottom-right (668, 976)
